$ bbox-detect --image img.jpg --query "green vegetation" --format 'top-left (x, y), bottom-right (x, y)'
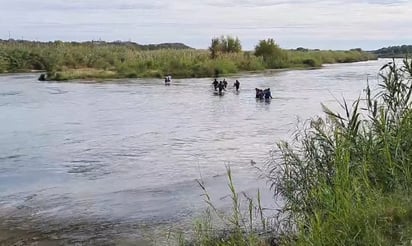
top-left (254, 38), bottom-right (288, 68)
top-left (373, 45), bottom-right (412, 58)
top-left (0, 37), bottom-right (376, 81)
top-left (209, 36), bottom-right (242, 59)
top-left (285, 48), bottom-right (375, 68)
top-left (268, 58), bottom-right (412, 245)
top-left (177, 59), bottom-right (412, 245)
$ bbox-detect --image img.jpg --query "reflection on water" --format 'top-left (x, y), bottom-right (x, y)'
top-left (0, 59), bottom-right (390, 243)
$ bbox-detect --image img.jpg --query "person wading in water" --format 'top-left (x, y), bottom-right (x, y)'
top-left (212, 78), bottom-right (219, 91)
top-left (218, 81), bottom-right (225, 95)
top-left (223, 79), bottom-right (228, 89)
top-left (234, 80), bottom-right (240, 91)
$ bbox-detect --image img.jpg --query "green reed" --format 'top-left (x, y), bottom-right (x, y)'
top-left (266, 58), bottom-right (412, 245)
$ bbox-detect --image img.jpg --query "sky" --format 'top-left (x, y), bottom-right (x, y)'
top-left (0, 0), bottom-right (411, 50)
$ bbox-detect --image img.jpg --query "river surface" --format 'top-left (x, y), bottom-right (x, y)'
top-left (0, 59), bottom-right (389, 244)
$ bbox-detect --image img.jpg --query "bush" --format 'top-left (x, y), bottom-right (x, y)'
top-left (302, 58), bottom-right (320, 67)
top-left (254, 38), bottom-right (288, 68)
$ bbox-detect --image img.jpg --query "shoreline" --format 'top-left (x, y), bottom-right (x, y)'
top-left (0, 58), bottom-right (379, 83)
top-left (0, 40), bottom-right (377, 82)
top-left (39, 59), bottom-right (376, 82)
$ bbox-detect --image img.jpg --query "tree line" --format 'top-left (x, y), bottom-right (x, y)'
top-left (373, 45), bottom-right (412, 58)
top-left (208, 36), bottom-right (375, 70)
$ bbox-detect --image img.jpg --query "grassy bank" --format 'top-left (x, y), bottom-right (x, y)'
top-left (0, 40), bottom-right (376, 81)
top-left (177, 59), bottom-right (412, 245)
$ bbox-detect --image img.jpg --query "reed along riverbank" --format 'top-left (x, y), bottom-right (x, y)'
top-left (0, 39), bottom-right (376, 81)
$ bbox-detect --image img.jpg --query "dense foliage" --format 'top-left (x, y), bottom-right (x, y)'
top-left (254, 38), bottom-right (288, 68)
top-left (0, 38), bottom-right (376, 81)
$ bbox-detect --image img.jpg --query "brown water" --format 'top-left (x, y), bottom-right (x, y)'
top-left (0, 59), bottom-right (388, 244)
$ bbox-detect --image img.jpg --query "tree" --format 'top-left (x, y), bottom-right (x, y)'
top-left (209, 37), bottom-right (222, 59)
top-left (254, 38), bottom-right (287, 68)
top-left (226, 36), bottom-right (242, 53)
top-left (209, 35), bottom-right (242, 58)
top-left (254, 38), bottom-right (282, 58)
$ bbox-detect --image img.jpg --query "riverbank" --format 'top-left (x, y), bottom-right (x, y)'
top-left (0, 40), bottom-right (376, 81)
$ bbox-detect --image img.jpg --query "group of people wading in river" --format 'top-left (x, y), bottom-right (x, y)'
top-left (165, 76), bottom-right (271, 100)
top-left (212, 78), bottom-right (241, 95)
top-left (212, 78), bottom-right (272, 99)
top-left (255, 88), bottom-right (273, 100)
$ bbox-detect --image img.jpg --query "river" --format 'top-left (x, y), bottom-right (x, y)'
top-left (0, 59), bottom-right (389, 244)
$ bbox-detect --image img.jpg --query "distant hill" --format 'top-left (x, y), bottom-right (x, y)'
top-left (104, 41), bottom-right (193, 50)
top-left (0, 39), bottom-right (193, 50)
top-left (372, 45), bottom-right (412, 58)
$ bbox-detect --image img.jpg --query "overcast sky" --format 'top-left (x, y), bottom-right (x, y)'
top-left (0, 0), bottom-right (411, 50)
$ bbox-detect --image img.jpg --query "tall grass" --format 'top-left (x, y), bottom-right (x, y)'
top-left (266, 58), bottom-right (412, 245)
top-left (0, 40), bottom-right (375, 80)
top-left (285, 50), bottom-right (376, 68)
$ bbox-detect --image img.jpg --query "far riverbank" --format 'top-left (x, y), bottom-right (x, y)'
top-left (0, 39), bottom-right (376, 81)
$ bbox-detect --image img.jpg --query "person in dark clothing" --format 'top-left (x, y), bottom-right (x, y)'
top-left (165, 76), bottom-right (171, 86)
top-left (234, 80), bottom-right (240, 91)
top-left (255, 88), bottom-right (264, 99)
top-left (212, 78), bottom-right (219, 91)
top-left (223, 79), bottom-right (228, 89)
top-left (218, 81), bottom-right (225, 95)
top-left (264, 88), bottom-right (273, 99)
